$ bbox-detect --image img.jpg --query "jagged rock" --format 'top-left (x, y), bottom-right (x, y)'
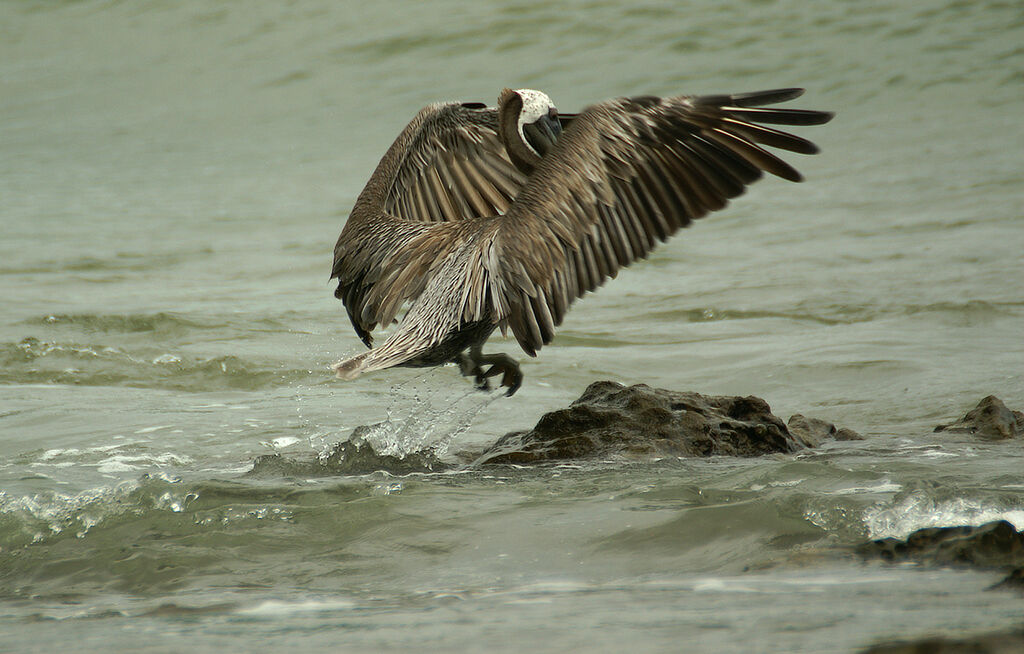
top-left (991, 567), bottom-right (1024, 593)
top-left (787, 414), bottom-right (863, 448)
top-left (857, 520), bottom-right (1024, 569)
top-left (318, 436), bottom-right (445, 474)
top-left (934, 396), bottom-right (1023, 440)
top-left (478, 381), bottom-right (804, 464)
top-left (860, 630), bottom-right (1024, 654)
top-left (248, 424), bottom-right (446, 477)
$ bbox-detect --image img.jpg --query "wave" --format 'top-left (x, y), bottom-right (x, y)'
top-left (862, 491), bottom-right (1024, 540)
top-left (25, 312), bottom-right (208, 335)
top-left (0, 336), bottom-right (318, 391)
top-left (645, 300), bottom-right (1022, 327)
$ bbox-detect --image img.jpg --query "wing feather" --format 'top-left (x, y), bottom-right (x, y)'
top-left (477, 89), bottom-right (833, 354)
top-left (332, 102), bottom-right (528, 344)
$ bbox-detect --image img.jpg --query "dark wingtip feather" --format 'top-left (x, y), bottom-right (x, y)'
top-left (725, 107), bottom-right (835, 126)
top-left (767, 162), bottom-right (804, 183)
top-left (694, 88), bottom-right (806, 108)
top-left (720, 118), bottom-right (822, 154)
top-left (728, 88), bottom-right (805, 107)
top-left (813, 110), bottom-right (836, 125)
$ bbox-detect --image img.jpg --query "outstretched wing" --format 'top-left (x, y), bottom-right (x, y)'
top-left (477, 88), bottom-right (834, 355)
top-left (380, 102), bottom-right (530, 223)
top-left (331, 101), bottom-right (528, 346)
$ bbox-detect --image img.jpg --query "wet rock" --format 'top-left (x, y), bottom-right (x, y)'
top-left (934, 396), bottom-right (1023, 440)
top-left (248, 424), bottom-right (447, 477)
top-left (319, 436), bottom-right (445, 474)
top-left (856, 520), bottom-right (1024, 569)
top-left (860, 630), bottom-right (1024, 654)
top-left (787, 414), bottom-right (863, 448)
top-left (479, 381), bottom-right (804, 464)
top-left (991, 567), bottom-right (1024, 593)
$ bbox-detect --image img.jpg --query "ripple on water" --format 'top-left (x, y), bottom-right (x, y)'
top-left (0, 336), bottom-right (316, 391)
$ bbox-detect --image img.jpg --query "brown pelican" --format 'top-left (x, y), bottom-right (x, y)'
top-left (331, 87), bottom-right (833, 395)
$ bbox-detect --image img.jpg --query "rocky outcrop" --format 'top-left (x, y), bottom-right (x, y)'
top-left (857, 520), bottom-right (1024, 597)
top-left (478, 381), bottom-right (858, 464)
top-left (860, 630), bottom-right (1024, 654)
top-left (249, 381), bottom-right (866, 473)
top-left (934, 396), bottom-right (1023, 440)
top-left (249, 424), bottom-right (446, 477)
top-left (787, 414), bottom-right (863, 448)
top-left (857, 520), bottom-right (1024, 571)
top-left (991, 567), bottom-right (1024, 592)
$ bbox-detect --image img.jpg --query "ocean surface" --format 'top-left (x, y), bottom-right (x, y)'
top-left (1, 1), bottom-right (1022, 652)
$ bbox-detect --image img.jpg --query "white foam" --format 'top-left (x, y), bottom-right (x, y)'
top-left (263, 436), bottom-right (301, 449)
top-left (235, 598), bottom-right (356, 617)
top-left (821, 481), bottom-right (903, 496)
top-left (96, 453), bottom-right (192, 474)
top-left (863, 492), bottom-right (1024, 539)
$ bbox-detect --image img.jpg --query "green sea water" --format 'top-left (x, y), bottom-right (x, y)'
top-left (1, 1), bottom-right (1023, 652)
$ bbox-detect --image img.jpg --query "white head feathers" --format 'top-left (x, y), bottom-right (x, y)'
top-left (515, 89), bottom-right (554, 124)
top-left (514, 89), bottom-right (556, 155)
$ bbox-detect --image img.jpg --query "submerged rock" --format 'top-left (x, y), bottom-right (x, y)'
top-left (860, 630), bottom-right (1024, 654)
top-left (787, 414), bottom-right (863, 448)
top-left (856, 520), bottom-right (1024, 570)
top-left (934, 395), bottom-right (1023, 440)
top-left (251, 381), bottom-right (865, 472)
top-left (249, 442), bottom-right (445, 477)
top-left (248, 424), bottom-right (447, 477)
top-left (479, 381), bottom-right (814, 464)
top-left (991, 567), bottom-right (1024, 592)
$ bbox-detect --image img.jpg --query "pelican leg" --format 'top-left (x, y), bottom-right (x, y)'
top-left (456, 346), bottom-right (491, 391)
top-left (478, 352), bottom-right (523, 397)
top-left (455, 345), bottom-right (523, 396)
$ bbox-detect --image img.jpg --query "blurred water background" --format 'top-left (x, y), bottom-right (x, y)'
top-left (1, 1), bottom-right (1022, 651)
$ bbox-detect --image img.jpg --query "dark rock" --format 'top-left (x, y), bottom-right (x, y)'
top-left (787, 414), bottom-right (863, 447)
top-left (317, 436), bottom-right (446, 474)
top-left (934, 396), bottom-right (1023, 440)
top-left (248, 424), bottom-right (447, 477)
top-left (860, 630), bottom-right (1024, 654)
top-left (478, 381), bottom-right (804, 464)
top-left (856, 520), bottom-right (1024, 569)
top-left (834, 427), bottom-right (863, 441)
top-left (991, 567), bottom-right (1024, 593)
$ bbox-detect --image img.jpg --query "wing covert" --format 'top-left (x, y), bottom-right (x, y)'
top-left (383, 102), bottom-right (528, 223)
top-left (332, 101), bottom-right (530, 346)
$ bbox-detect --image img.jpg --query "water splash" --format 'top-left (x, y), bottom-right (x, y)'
top-left (351, 370), bottom-right (502, 459)
top-left (292, 356), bottom-right (502, 461)
top-left (863, 491), bottom-right (1024, 539)
top-left (0, 479), bottom-right (145, 545)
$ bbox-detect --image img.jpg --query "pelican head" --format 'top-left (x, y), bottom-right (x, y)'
top-left (498, 88), bottom-right (562, 172)
top-left (513, 89), bottom-right (561, 157)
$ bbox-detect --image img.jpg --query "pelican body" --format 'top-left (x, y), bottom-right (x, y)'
top-left (331, 87), bottom-right (833, 395)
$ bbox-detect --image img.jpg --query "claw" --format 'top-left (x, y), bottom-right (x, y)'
top-left (502, 367), bottom-right (523, 397)
top-left (456, 347), bottom-right (523, 397)
top-left (483, 359), bottom-right (522, 396)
